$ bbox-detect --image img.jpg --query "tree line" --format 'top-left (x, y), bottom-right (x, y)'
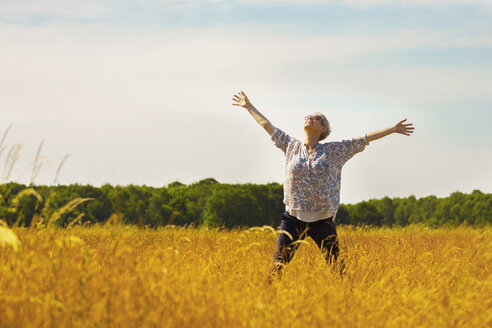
top-left (1, 179), bottom-right (490, 228)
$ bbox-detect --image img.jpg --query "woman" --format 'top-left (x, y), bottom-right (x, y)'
top-left (232, 91), bottom-right (414, 279)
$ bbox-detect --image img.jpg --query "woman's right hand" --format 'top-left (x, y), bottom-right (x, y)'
top-left (232, 91), bottom-right (275, 135)
top-left (232, 91), bottom-right (251, 109)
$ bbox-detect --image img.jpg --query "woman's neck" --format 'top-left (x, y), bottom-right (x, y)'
top-left (304, 132), bottom-right (320, 150)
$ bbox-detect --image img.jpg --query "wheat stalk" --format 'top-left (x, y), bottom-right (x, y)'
top-left (3, 144), bottom-right (21, 181)
top-left (53, 154), bottom-right (71, 185)
top-left (46, 197), bottom-right (94, 228)
top-left (30, 140), bottom-right (45, 185)
top-left (8, 188), bottom-right (43, 211)
top-left (0, 123), bottom-right (12, 160)
top-left (0, 226), bottom-right (20, 251)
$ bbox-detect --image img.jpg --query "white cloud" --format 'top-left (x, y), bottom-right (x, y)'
top-left (1, 0), bottom-right (491, 24)
top-left (1, 24), bottom-right (491, 122)
top-left (0, 1), bottom-right (107, 21)
top-left (332, 0), bottom-right (492, 9)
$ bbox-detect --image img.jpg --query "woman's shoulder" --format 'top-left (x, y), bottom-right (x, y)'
top-left (321, 141), bottom-right (340, 149)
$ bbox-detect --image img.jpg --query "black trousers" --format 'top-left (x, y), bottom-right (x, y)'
top-left (273, 211), bottom-right (340, 267)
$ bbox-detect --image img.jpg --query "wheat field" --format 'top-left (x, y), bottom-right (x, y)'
top-left (1, 224), bottom-right (491, 327)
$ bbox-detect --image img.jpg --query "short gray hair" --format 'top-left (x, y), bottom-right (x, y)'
top-left (313, 112), bottom-right (331, 141)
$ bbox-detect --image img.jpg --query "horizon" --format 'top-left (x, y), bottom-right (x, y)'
top-left (0, 176), bottom-right (487, 206)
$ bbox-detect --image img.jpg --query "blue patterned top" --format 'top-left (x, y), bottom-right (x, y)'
top-left (271, 128), bottom-right (369, 217)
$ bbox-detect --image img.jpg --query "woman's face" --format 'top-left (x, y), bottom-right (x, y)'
top-left (304, 114), bottom-right (328, 139)
top-left (304, 114), bottom-right (325, 131)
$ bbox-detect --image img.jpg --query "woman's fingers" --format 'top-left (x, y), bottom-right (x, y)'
top-left (232, 92), bottom-right (245, 107)
top-left (233, 93), bottom-right (243, 101)
top-left (393, 120), bottom-right (414, 135)
top-left (395, 119), bottom-right (415, 135)
top-left (399, 126), bottom-right (414, 135)
top-left (232, 91), bottom-right (250, 107)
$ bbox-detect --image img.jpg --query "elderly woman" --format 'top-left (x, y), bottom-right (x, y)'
top-left (232, 91), bottom-right (414, 279)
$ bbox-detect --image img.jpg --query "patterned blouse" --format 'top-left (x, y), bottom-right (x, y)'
top-left (271, 128), bottom-right (369, 219)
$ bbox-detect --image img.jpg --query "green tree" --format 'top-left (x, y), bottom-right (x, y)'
top-left (203, 185), bottom-right (259, 228)
top-left (378, 196), bottom-right (394, 226)
top-left (335, 204), bottom-right (351, 225)
top-left (394, 195), bottom-right (416, 226)
top-left (353, 201), bottom-right (383, 226)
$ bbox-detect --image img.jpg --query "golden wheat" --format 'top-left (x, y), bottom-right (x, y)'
top-left (0, 225), bottom-right (490, 327)
top-left (0, 225), bottom-right (20, 252)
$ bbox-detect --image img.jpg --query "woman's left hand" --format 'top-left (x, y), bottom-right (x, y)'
top-left (393, 119), bottom-right (415, 136)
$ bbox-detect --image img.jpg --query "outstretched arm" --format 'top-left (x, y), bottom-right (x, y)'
top-left (366, 119), bottom-right (414, 143)
top-left (232, 91), bottom-right (275, 136)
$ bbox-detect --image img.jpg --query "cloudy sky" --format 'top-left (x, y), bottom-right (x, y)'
top-left (1, 0), bottom-right (491, 203)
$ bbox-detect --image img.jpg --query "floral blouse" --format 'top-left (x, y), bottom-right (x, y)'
top-left (271, 128), bottom-right (369, 217)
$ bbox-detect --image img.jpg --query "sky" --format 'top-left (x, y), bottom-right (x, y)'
top-left (1, 0), bottom-right (491, 203)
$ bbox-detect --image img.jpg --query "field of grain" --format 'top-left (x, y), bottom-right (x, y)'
top-left (1, 224), bottom-right (491, 327)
